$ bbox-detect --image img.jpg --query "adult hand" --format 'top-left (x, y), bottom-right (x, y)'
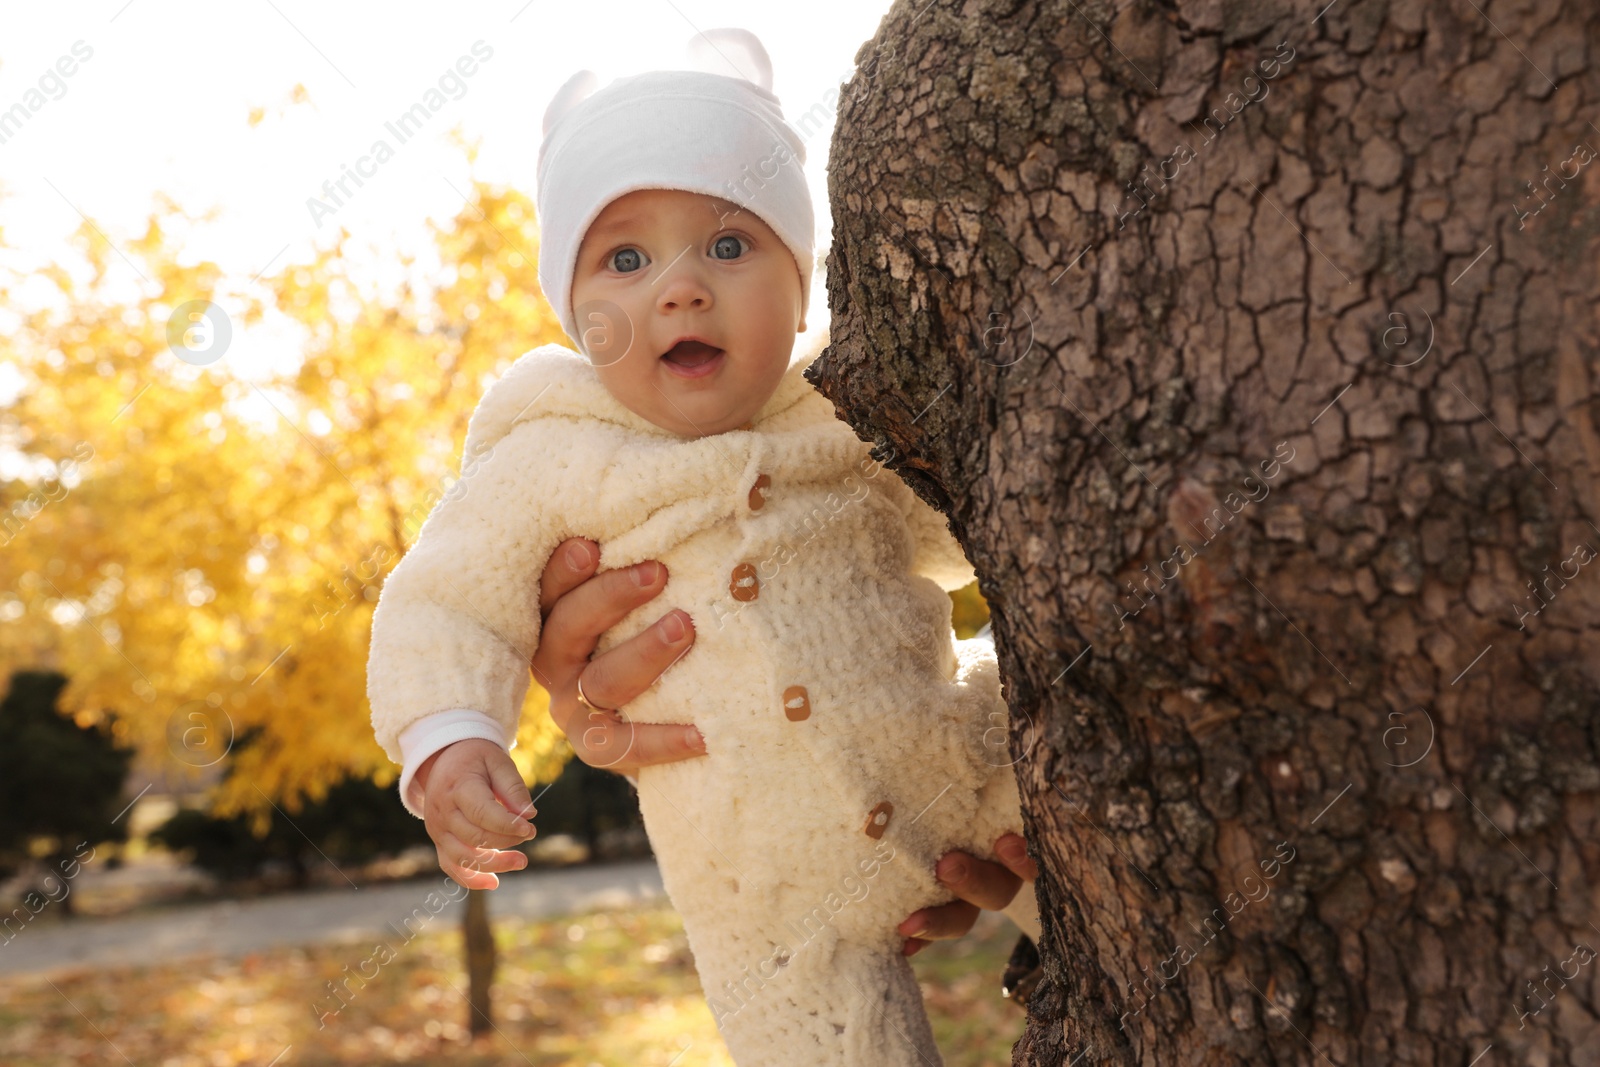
top-left (411, 535), bottom-right (702, 796)
top-left (897, 832), bottom-right (1038, 956)
top-left (529, 536), bottom-right (705, 772)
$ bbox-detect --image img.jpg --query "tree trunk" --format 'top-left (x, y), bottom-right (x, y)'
top-left (464, 888), bottom-right (497, 1035)
top-left (288, 848), bottom-right (310, 891)
top-left (815, 1), bottom-right (1600, 1063)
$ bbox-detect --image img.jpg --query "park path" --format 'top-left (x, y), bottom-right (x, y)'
top-left (0, 859), bottom-right (666, 980)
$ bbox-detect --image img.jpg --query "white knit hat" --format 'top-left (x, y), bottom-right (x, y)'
top-left (535, 28), bottom-right (815, 346)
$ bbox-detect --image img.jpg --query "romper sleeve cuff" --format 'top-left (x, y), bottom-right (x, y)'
top-left (397, 709), bottom-right (512, 820)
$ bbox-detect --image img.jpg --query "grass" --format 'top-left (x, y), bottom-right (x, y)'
top-left (0, 898), bottom-right (1027, 1066)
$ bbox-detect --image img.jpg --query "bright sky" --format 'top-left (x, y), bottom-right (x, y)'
top-left (0, 0), bottom-right (895, 382)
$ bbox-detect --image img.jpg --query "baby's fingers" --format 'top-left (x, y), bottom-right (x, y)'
top-left (484, 754), bottom-right (539, 830)
top-left (456, 757), bottom-right (537, 841)
top-left (438, 829), bottom-right (527, 891)
top-left (442, 809), bottom-right (531, 853)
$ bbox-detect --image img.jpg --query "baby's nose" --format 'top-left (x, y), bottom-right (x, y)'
top-left (655, 256), bottom-right (714, 309)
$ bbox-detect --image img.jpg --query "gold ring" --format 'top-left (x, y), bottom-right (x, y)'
top-left (575, 673), bottom-right (618, 716)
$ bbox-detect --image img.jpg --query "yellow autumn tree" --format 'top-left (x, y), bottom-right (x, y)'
top-left (0, 169), bottom-right (575, 831)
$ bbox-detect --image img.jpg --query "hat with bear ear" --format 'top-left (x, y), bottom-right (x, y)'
top-left (535, 28), bottom-right (814, 348)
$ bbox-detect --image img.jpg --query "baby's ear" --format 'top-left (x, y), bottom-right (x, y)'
top-left (683, 28), bottom-right (773, 93)
top-left (543, 69), bottom-right (601, 137)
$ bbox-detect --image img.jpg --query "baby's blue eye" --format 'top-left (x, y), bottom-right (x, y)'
top-left (712, 234), bottom-right (746, 260)
top-left (611, 248), bottom-right (645, 273)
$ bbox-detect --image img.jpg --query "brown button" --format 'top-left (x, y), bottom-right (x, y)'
top-left (782, 685), bottom-right (811, 721)
top-left (748, 473), bottom-right (771, 511)
top-left (863, 802), bottom-right (894, 839)
top-left (730, 562), bottom-right (760, 602)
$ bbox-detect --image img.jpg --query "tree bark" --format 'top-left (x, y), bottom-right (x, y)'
top-left (814, 1), bottom-right (1600, 1063)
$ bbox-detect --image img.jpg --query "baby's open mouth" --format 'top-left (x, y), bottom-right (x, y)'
top-left (661, 340), bottom-right (724, 367)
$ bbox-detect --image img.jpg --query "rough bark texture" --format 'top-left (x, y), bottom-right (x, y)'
top-left (811, 0), bottom-right (1600, 1063)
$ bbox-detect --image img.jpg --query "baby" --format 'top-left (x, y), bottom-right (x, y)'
top-left (366, 29), bottom-right (1040, 1066)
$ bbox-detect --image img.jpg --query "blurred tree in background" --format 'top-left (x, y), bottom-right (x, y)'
top-left (0, 669), bottom-right (135, 913)
top-left (147, 725), bottom-right (433, 888)
top-left (0, 165), bottom-right (576, 831)
top-left (529, 757), bottom-right (649, 860)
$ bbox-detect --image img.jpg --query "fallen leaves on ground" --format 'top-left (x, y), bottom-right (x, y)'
top-left (0, 898), bottom-right (1024, 1066)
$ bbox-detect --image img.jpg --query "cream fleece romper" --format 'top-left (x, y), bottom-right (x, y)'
top-left (368, 331), bottom-right (1042, 1065)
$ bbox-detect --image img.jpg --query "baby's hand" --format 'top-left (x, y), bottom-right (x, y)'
top-left (415, 738), bottom-right (538, 890)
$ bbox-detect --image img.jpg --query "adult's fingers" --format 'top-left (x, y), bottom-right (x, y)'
top-left (566, 705), bottom-right (706, 773)
top-left (533, 558), bottom-right (678, 694)
top-left (531, 546), bottom-right (704, 775)
top-left (567, 607), bottom-right (697, 727)
top-left (538, 537), bottom-right (602, 616)
top-left (898, 898), bottom-right (981, 956)
top-left (994, 833), bottom-right (1039, 882)
top-left (934, 848), bottom-right (1025, 911)
top-left (895, 846), bottom-right (1028, 955)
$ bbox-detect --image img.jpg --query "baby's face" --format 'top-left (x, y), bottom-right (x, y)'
top-left (568, 188), bottom-right (806, 438)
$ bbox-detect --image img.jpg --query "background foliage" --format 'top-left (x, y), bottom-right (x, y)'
top-left (0, 174), bottom-right (578, 828)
